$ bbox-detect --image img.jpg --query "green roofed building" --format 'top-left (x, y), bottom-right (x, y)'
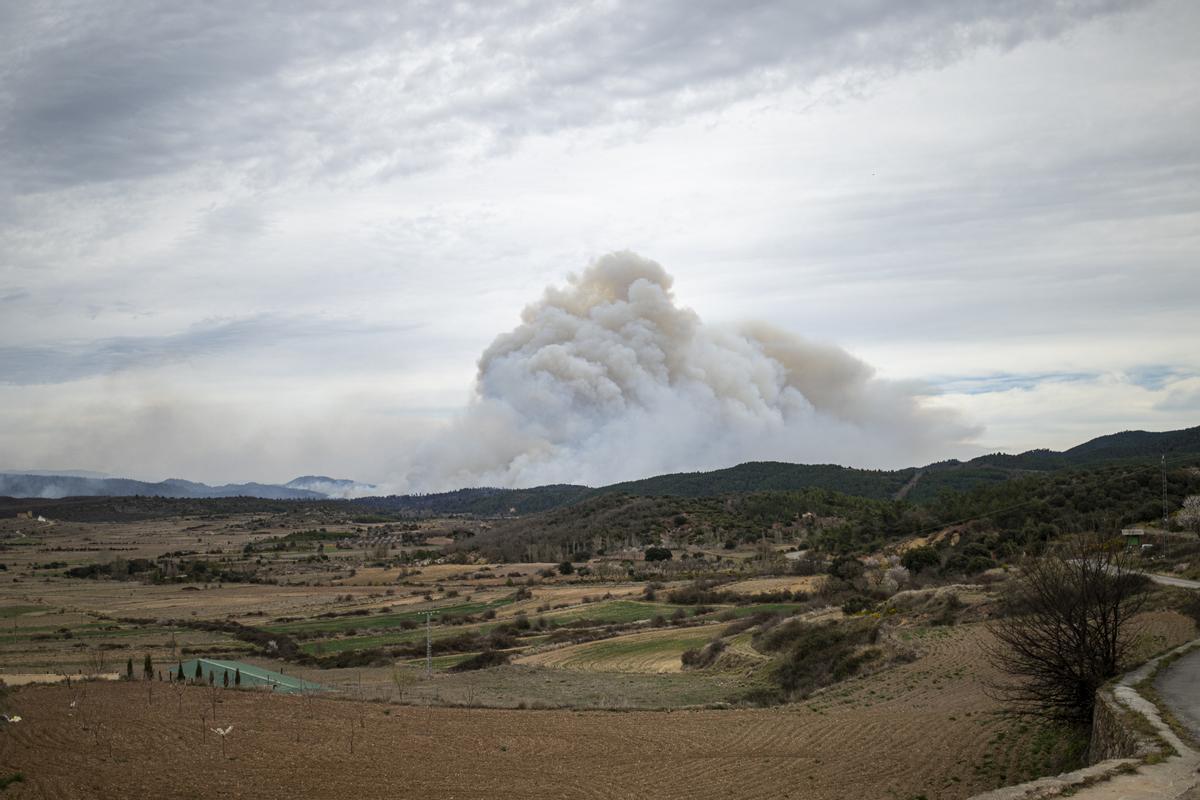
top-left (167, 658), bottom-right (325, 694)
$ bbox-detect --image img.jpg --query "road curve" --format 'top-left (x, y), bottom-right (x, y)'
top-left (1145, 572), bottom-right (1200, 590)
top-left (1156, 647), bottom-right (1200, 741)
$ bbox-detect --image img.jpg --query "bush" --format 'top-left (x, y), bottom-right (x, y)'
top-left (666, 579), bottom-right (734, 605)
top-left (449, 650), bottom-right (511, 672)
top-left (681, 639), bottom-right (726, 669)
top-left (644, 547), bottom-right (673, 562)
top-left (965, 555), bottom-right (996, 574)
top-left (841, 595), bottom-right (874, 615)
top-left (755, 619), bottom-right (880, 698)
top-left (901, 546), bottom-right (941, 573)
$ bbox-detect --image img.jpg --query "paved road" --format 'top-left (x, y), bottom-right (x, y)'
top-left (1146, 573), bottom-right (1200, 590)
top-left (1148, 570), bottom-right (1200, 743)
top-left (1156, 647), bottom-right (1200, 740)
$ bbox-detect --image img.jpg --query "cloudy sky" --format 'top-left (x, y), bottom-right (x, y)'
top-left (1, 0), bottom-right (1197, 489)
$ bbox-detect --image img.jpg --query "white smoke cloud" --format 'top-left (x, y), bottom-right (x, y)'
top-left (405, 252), bottom-right (979, 490)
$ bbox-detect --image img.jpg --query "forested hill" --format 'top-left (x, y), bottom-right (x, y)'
top-left (350, 484), bottom-right (591, 516)
top-left (344, 426), bottom-right (1200, 515)
top-left (597, 462), bottom-right (917, 501)
top-left (464, 456), bottom-right (1200, 562)
top-left (5, 426), bottom-right (1196, 514)
top-left (588, 425), bottom-right (1200, 506)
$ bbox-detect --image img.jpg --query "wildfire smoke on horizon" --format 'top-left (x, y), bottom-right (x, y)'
top-left (404, 251), bottom-right (978, 490)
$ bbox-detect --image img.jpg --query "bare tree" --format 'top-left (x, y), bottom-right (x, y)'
top-left (986, 535), bottom-right (1150, 723)
top-left (84, 647), bottom-right (109, 678)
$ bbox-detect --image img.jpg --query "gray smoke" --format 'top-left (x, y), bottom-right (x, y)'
top-left (407, 252), bottom-right (977, 489)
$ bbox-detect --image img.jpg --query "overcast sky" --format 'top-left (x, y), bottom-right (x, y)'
top-left (1, 0), bottom-right (1197, 488)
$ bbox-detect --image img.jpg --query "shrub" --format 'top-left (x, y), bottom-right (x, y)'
top-left (830, 557), bottom-right (864, 581)
top-left (966, 555), bottom-right (996, 574)
top-left (755, 619), bottom-right (880, 698)
top-left (449, 650), bottom-right (511, 672)
top-left (901, 546), bottom-right (941, 573)
top-left (841, 595), bottom-right (874, 615)
top-left (644, 547), bottom-right (673, 562)
top-left (666, 579), bottom-right (734, 605)
top-left (681, 639), bottom-right (726, 669)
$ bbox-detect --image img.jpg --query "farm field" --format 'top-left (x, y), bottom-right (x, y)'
top-left (6, 617), bottom-right (1189, 800)
top-left (3, 495), bottom-right (1199, 799)
top-left (517, 624), bottom-right (724, 673)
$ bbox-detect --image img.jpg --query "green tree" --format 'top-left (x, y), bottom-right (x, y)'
top-left (644, 546), bottom-right (672, 562)
top-left (143, 653), bottom-right (153, 680)
top-left (125, 657), bottom-right (133, 680)
top-left (557, 560), bottom-right (574, 575)
top-left (235, 668), bottom-right (241, 687)
top-left (194, 661), bottom-right (203, 681)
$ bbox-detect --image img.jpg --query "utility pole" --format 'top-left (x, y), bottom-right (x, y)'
top-left (1163, 454), bottom-right (1169, 529)
top-left (425, 611), bottom-right (433, 678)
top-left (1163, 454), bottom-right (1170, 560)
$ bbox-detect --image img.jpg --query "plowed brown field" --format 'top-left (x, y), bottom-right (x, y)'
top-left (2, 613), bottom-right (1192, 800)
top-left (7, 616), bottom-right (1194, 800)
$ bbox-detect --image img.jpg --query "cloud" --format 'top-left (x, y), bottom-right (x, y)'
top-left (404, 252), bottom-right (979, 489)
top-left (0, 1), bottom-right (1194, 487)
top-left (0, 1), bottom-right (1144, 191)
top-left (933, 372), bottom-right (1100, 395)
top-left (939, 371), bottom-right (1200, 452)
top-left (0, 315), bottom-right (417, 385)
top-left (1156, 378), bottom-right (1200, 412)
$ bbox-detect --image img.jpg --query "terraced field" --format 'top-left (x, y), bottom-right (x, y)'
top-left (722, 575), bottom-right (826, 595)
top-left (518, 624), bottom-right (721, 673)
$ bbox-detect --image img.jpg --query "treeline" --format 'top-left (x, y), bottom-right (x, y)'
top-left (458, 461), bottom-right (1200, 562)
top-left (66, 557), bottom-right (263, 584)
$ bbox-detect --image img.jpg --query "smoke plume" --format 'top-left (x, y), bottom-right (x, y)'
top-left (408, 252), bottom-right (977, 489)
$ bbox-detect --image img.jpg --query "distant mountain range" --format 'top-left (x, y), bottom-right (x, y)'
top-left (3, 425), bottom-right (1198, 507)
top-left (0, 473), bottom-right (373, 501)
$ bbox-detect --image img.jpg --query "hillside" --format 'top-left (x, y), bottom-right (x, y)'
top-left (597, 461), bottom-right (917, 501)
top-left (465, 457), bottom-right (1200, 562)
top-left (3, 426), bottom-right (1196, 512)
top-left (350, 484), bottom-right (591, 516)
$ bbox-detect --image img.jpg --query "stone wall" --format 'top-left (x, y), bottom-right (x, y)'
top-left (1088, 686), bottom-right (1163, 764)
